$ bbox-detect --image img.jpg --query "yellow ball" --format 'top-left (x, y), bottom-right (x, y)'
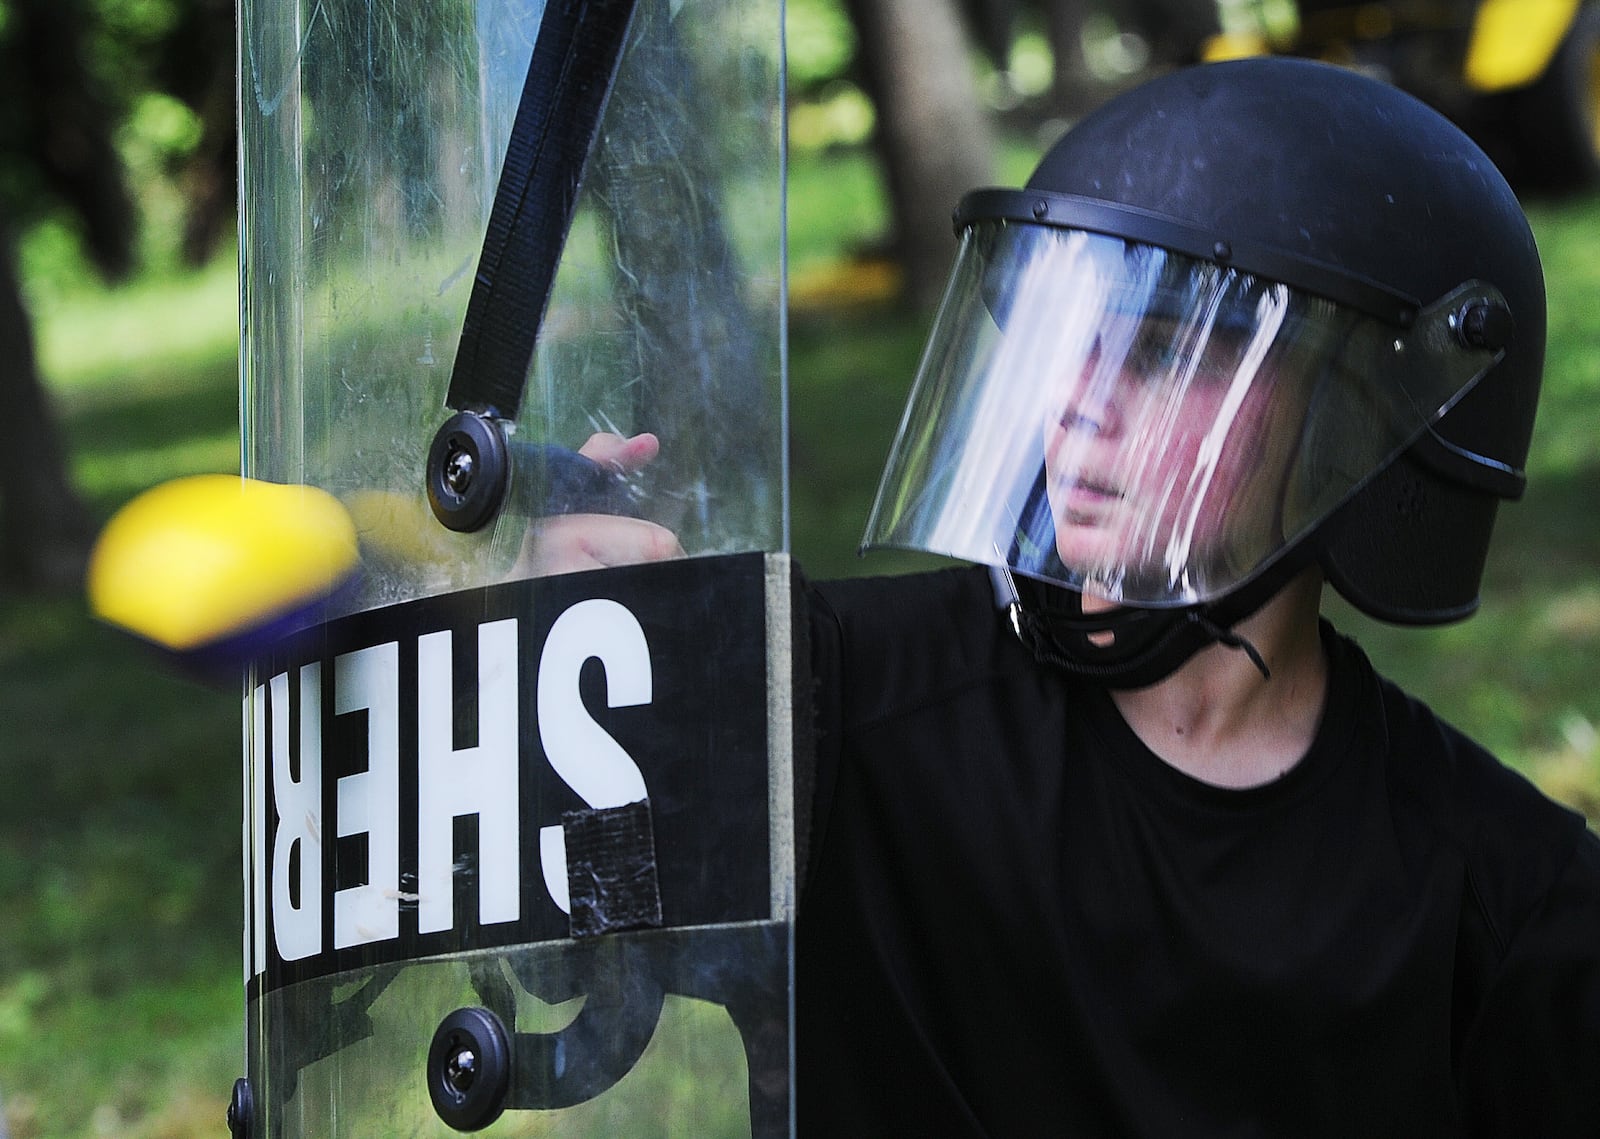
top-left (87, 474), bottom-right (360, 652)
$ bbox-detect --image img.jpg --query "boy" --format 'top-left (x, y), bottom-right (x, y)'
top-left (538, 58), bottom-right (1600, 1136)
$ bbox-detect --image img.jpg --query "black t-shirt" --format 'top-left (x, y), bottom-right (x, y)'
top-left (795, 566), bottom-right (1600, 1137)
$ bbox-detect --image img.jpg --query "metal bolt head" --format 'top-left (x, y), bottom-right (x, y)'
top-left (444, 1042), bottom-right (479, 1095)
top-left (426, 412), bottom-right (510, 533)
top-left (444, 446), bottom-right (476, 494)
top-left (1455, 299), bottom-right (1515, 352)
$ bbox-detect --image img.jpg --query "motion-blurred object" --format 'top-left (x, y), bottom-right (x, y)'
top-left (87, 474), bottom-right (359, 670)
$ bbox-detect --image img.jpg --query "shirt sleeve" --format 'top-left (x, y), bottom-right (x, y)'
top-left (1459, 827), bottom-right (1600, 1136)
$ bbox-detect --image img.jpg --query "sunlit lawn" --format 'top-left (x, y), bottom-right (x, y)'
top-left (1, 148), bottom-right (1597, 1136)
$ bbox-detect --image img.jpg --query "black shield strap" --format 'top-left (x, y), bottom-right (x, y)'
top-left (446, 0), bottom-right (639, 419)
top-left (428, 0), bottom-right (640, 532)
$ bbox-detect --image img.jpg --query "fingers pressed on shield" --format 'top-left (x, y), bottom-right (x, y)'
top-left (516, 512), bottom-right (685, 578)
top-left (577, 431), bottom-right (660, 474)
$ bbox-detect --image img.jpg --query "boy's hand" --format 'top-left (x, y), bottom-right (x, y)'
top-left (513, 432), bottom-right (685, 576)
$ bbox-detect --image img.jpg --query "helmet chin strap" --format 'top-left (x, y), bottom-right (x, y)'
top-left (998, 553), bottom-right (1311, 688)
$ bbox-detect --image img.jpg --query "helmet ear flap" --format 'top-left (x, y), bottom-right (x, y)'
top-left (1320, 453), bottom-right (1500, 625)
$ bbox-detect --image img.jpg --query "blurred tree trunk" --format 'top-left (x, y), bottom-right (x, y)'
top-left (0, 0), bottom-right (136, 592)
top-left (1044, 0), bottom-right (1220, 115)
top-left (958, 0), bottom-right (1021, 68)
top-left (0, 228), bottom-right (95, 590)
top-left (1045, 0), bottom-right (1102, 115)
top-left (843, 0), bottom-right (997, 312)
top-left (1122, 0), bottom-right (1220, 66)
top-left (156, 0), bottom-right (238, 266)
top-left (6, 0), bottom-right (138, 279)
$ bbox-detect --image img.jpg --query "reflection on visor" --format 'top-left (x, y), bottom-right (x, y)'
top-left (864, 224), bottom-right (1506, 606)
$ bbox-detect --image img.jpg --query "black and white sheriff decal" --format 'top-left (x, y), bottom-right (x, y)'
top-left (247, 554), bottom-right (786, 983)
top-left (244, 555), bottom-right (799, 1135)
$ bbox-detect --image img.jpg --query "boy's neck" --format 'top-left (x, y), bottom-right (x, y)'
top-left (1108, 570), bottom-right (1330, 789)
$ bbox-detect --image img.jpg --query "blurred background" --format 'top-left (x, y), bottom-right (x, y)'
top-left (1, 0), bottom-right (1597, 1133)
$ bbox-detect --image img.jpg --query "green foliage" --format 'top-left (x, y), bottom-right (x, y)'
top-left (0, 0), bottom-right (231, 281)
top-left (785, 144), bottom-right (887, 270)
top-left (786, 0), bottom-right (874, 153)
top-left (785, 0), bottom-right (855, 91)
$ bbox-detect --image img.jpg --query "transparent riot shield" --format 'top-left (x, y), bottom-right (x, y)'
top-left (235, 0), bottom-right (789, 1133)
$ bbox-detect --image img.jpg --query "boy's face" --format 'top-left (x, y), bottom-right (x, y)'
top-left (865, 222), bottom-right (1504, 612)
top-left (1041, 317), bottom-right (1289, 591)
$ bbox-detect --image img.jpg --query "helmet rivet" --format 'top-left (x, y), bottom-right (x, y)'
top-left (1212, 240), bottom-right (1232, 262)
top-left (1455, 300), bottom-right (1515, 351)
top-left (1032, 199), bottom-right (1049, 220)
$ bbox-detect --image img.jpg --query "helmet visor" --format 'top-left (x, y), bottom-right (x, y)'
top-left (863, 222), bottom-right (1506, 605)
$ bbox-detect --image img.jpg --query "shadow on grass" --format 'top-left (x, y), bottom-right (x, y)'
top-left (0, 585), bottom-right (243, 1136)
top-left (1487, 461), bottom-right (1600, 591)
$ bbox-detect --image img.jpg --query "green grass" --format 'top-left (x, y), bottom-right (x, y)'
top-left (2, 253), bottom-right (244, 1138)
top-left (3, 151), bottom-right (1599, 1136)
top-left (36, 254), bottom-right (241, 512)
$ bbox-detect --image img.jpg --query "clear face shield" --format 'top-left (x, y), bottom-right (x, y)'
top-left (864, 221), bottom-right (1507, 606)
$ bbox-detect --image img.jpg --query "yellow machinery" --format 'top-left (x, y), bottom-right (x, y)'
top-left (1205, 0), bottom-right (1600, 187)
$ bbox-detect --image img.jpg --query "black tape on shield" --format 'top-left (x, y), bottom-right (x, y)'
top-left (563, 799), bottom-right (664, 937)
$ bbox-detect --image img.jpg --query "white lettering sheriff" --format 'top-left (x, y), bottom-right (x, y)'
top-left (246, 599), bottom-right (656, 984)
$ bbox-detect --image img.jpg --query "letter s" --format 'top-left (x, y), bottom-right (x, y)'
top-left (536, 599), bottom-right (651, 913)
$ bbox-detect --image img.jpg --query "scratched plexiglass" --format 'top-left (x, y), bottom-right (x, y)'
top-left (237, 0), bottom-right (790, 1133)
top-left (240, 0), bottom-right (787, 610)
top-left (249, 928), bottom-right (791, 1137)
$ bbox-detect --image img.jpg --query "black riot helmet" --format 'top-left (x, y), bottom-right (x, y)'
top-left (863, 58), bottom-right (1545, 686)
